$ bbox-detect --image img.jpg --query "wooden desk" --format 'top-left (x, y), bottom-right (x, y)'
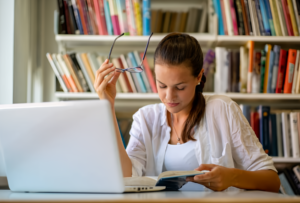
top-left (0, 190), bottom-right (299, 203)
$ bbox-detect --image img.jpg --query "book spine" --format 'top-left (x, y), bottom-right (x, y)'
top-left (291, 112), bottom-right (300, 158)
top-left (68, 0), bottom-right (79, 34)
top-left (220, 0), bottom-right (229, 35)
top-left (270, 114), bottom-right (278, 156)
top-left (81, 53), bottom-right (96, 84)
top-left (240, 0), bottom-right (250, 35)
top-left (77, 0), bottom-right (88, 34)
top-left (292, 0), bottom-right (300, 36)
top-left (75, 53), bottom-right (95, 92)
top-left (255, 0), bottom-right (269, 35)
top-left (276, 113), bottom-right (283, 157)
top-left (259, 0), bottom-right (271, 35)
top-left (63, 54), bottom-right (84, 92)
top-left (282, 112), bottom-right (291, 157)
top-left (276, 0), bottom-right (289, 36)
top-left (235, 0), bottom-right (245, 35)
top-left (143, 0), bottom-right (151, 35)
top-left (259, 105), bottom-right (270, 154)
top-left (279, 173), bottom-right (295, 195)
top-left (117, 57), bottom-right (133, 92)
top-left (116, 0), bottom-right (129, 35)
top-left (224, 0), bottom-right (234, 35)
top-left (71, 0), bottom-right (84, 34)
top-left (271, 45), bottom-right (281, 93)
top-left (108, 0), bottom-right (121, 35)
top-left (94, 0), bottom-right (107, 35)
top-left (52, 54), bottom-right (73, 92)
top-left (112, 58), bottom-right (128, 93)
top-left (69, 53), bottom-right (90, 92)
top-left (266, 50), bottom-right (274, 93)
top-left (86, 0), bottom-right (99, 34)
top-left (247, 41), bottom-right (254, 93)
top-left (133, 0), bottom-right (143, 35)
top-left (275, 49), bottom-right (288, 93)
top-left (244, 0), bottom-right (254, 35)
top-left (215, 47), bottom-right (229, 93)
top-left (57, 0), bottom-right (68, 34)
top-left (284, 49), bottom-right (297, 93)
top-left (126, 0), bottom-right (137, 35)
top-left (46, 53), bottom-right (69, 92)
top-left (295, 0), bottom-right (300, 34)
top-left (120, 54), bottom-right (137, 92)
top-left (281, 0), bottom-right (294, 36)
top-left (292, 50), bottom-right (300, 93)
top-left (248, 0), bottom-right (259, 35)
top-left (240, 46), bottom-right (247, 93)
top-left (63, 0), bottom-right (72, 34)
top-left (296, 55), bottom-right (300, 94)
top-left (287, 0), bottom-right (299, 36)
top-left (230, 0), bottom-right (239, 35)
top-left (83, 0), bottom-right (94, 34)
top-left (133, 51), bottom-right (152, 93)
top-left (140, 53), bottom-right (157, 93)
top-left (263, 44), bottom-right (272, 93)
top-left (284, 169), bottom-right (300, 195)
top-left (260, 50), bottom-right (266, 93)
top-left (250, 111), bottom-right (260, 140)
top-left (269, 0), bottom-right (283, 36)
top-left (128, 52), bottom-right (146, 92)
top-left (264, 0), bottom-right (276, 35)
top-left (214, 0), bottom-right (225, 35)
top-left (103, 0), bottom-right (114, 35)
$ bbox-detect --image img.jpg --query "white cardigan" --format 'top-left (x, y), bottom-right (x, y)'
top-left (126, 95), bottom-right (277, 177)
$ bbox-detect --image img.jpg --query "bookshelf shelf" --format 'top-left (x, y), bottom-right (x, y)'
top-left (272, 157), bottom-right (300, 163)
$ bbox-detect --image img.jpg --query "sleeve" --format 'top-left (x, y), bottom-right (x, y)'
top-left (228, 101), bottom-right (277, 172)
top-left (126, 110), bottom-right (147, 177)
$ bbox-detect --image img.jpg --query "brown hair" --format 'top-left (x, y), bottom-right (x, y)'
top-left (154, 33), bottom-right (206, 143)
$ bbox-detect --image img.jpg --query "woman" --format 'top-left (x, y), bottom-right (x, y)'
top-left (94, 33), bottom-right (280, 192)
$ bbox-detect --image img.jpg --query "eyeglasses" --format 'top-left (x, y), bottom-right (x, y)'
top-left (108, 32), bottom-right (153, 73)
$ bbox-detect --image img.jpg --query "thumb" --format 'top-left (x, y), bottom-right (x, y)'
top-left (104, 59), bottom-right (109, 64)
top-left (111, 71), bottom-right (121, 85)
top-left (194, 164), bottom-right (216, 172)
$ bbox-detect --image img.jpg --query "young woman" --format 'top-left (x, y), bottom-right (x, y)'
top-left (94, 33), bottom-right (280, 192)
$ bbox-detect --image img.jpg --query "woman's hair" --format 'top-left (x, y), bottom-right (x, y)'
top-left (154, 32), bottom-right (206, 143)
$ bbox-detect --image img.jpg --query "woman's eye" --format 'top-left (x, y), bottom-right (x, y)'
top-left (177, 87), bottom-right (185, 90)
top-left (159, 86), bottom-right (167, 89)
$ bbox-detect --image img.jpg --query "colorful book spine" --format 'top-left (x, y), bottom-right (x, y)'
top-left (234, 0), bottom-right (245, 35)
top-left (244, 0), bottom-right (254, 35)
top-left (224, 0), bottom-right (234, 35)
top-left (117, 57), bottom-right (133, 92)
top-left (292, 0), bottom-right (300, 35)
top-left (266, 50), bottom-right (274, 93)
top-left (86, 0), bottom-right (99, 35)
top-left (260, 50), bottom-right (266, 93)
top-left (116, 0), bottom-right (129, 35)
top-left (52, 54), bottom-right (73, 92)
top-left (63, 0), bottom-right (72, 34)
top-left (94, 0), bottom-right (108, 35)
top-left (140, 53), bottom-right (157, 93)
top-left (270, 114), bottom-right (278, 156)
top-left (269, 0), bottom-right (283, 36)
top-left (120, 54), bottom-right (137, 92)
top-left (276, 0), bottom-right (289, 36)
top-left (263, 44), bottom-right (272, 93)
top-left (230, 0), bottom-right (239, 35)
top-left (247, 41), bottom-right (254, 93)
top-left (71, 0), bottom-right (84, 34)
top-left (213, 0), bottom-right (225, 35)
top-left (248, 0), bottom-right (260, 35)
top-left (255, 0), bottom-right (266, 35)
top-left (133, 0), bottom-right (143, 35)
top-left (133, 51), bottom-right (152, 92)
top-left (250, 111), bottom-right (260, 140)
top-left (126, 0), bottom-right (137, 35)
top-left (108, 0), bottom-right (121, 35)
top-left (75, 53), bottom-right (95, 92)
top-left (271, 45), bottom-right (281, 93)
top-left (284, 49), bottom-right (297, 93)
top-left (104, 0), bottom-right (114, 35)
top-left (128, 52), bottom-right (147, 92)
top-left (264, 0), bottom-right (276, 35)
top-left (275, 49), bottom-right (288, 93)
top-left (281, 0), bottom-right (294, 36)
top-left (259, 105), bottom-right (271, 154)
top-left (292, 50), bottom-right (300, 93)
top-left (241, 0), bottom-right (250, 35)
top-left (259, 0), bottom-right (271, 35)
top-left (142, 0), bottom-right (151, 35)
top-left (77, 0), bottom-right (88, 34)
top-left (287, 0), bottom-right (299, 36)
top-left (290, 112), bottom-right (300, 158)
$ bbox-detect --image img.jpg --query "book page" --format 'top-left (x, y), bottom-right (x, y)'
top-left (124, 176), bottom-right (157, 186)
top-left (158, 170), bottom-right (206, 180)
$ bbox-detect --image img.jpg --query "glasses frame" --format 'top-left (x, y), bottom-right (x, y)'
top-left (108, 32), bottom-right (153, 73)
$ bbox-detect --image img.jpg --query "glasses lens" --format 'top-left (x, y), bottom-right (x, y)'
top-left (127, 66), bottom-right (143, 73)
top-left (115, 68), bottom-right (124, 73)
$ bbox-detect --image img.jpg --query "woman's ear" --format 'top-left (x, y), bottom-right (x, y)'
top-left (197, 69), bottom-right (204, 84)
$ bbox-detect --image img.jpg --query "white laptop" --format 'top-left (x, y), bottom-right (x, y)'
top-left (0, 100), bottom-right (165, 193)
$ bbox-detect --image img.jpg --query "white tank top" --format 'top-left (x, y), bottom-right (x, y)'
top-left (163, 140), bottom-right (205, 191)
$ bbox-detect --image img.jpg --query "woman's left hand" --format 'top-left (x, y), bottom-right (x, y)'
top-left (186, 164), bottom-right (236, 191)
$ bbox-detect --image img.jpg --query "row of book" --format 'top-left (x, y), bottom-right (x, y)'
top-left (241, 105), bottom-right (300, 157)
top-left (215, 44), bottom-right (300, 94)
top-left (213, 0), bottom-right (300, 36)
top-left (46, 51), bottom-right (158, 93)
top-left (56, 0), bottom-right (151, 36)
top-left (279, 165), bottom-right (300, 195)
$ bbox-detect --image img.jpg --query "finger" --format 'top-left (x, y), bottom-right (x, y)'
top-left (195, 164), bottom-right (216, 172)
top-left (187, 175), bottom-right (218, 183)
top-left (98, 71), bottom-right (115, 91)
top-left (110, 71), bottom-right (121, 85)
top-left (97, 60), bottom-right (114, 74)
top-left (95, 66), bottom-right (116, 88)
top-left (193, 171), bottom-right (217, 182)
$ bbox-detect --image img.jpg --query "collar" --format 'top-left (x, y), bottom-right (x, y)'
top-left (160, 103), bottom-right (168, 126)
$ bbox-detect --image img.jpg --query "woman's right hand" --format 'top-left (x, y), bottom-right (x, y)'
top-left (94, 59), bottom-right (121, 108)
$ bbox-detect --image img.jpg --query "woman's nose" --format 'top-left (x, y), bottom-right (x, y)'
top-left (166, 88), bottom-right (176, 101)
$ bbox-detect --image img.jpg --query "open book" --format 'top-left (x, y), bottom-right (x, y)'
top-left (124, 170), bottom-right (207, 191)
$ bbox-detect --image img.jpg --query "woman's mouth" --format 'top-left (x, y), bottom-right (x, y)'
top-left (167, 103), bottom-right (179, 107)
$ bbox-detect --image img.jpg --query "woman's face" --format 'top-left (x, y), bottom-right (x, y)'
top-left (155, 62), bottom-right (203, 114)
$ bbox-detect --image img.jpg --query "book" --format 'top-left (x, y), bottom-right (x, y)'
top-left (296, 54), bottom-right (300, 93)
top-left (57, 0), bottom-right (67, 34)
top-left (255, 0), bottom-right (268, 35)
top-left (116, 0), bottom-right (129, 35)
top-left (275, 49), bottom-right (288, 93)
top-left (162, 11), bottom-right (171, 33)
top-left (112, 58), bottom-right (128, 93)
top-left (46, 53), bottom-right (69, 92)
top-left (260, 49), bottom-right (266, 93)
top-left (248, 0), bottom-right (260, 35)
top-left (284, 49), bottom-right (297, 93)
top-left (292, 50), bottom-right (300, 94)
top-left (287, 0), bottom-right (299, 36)
top-left (117, 57), bottom-right (133, 92)
top-left (259, 0), bottom-right (271, 35)
top-left (263, 44), bottom-right (272, 93)
top-left (133, 0), bottom-right (142, 35)
top-left (120, 54), bottom-right (137, 92)
top-left (250, 111), bottom-right (260, 140)
top-left (290, 112), bottom-right (300, 158)
top-left (69, 53), bottom-right (90, 92)
top-left (128, 52), bottom-right (147, 92)
top-left (71, 0), bottom-right (84, 34)
top-left (140, 53), bottom-right (157, 93)
top-left (282, 111), bottom-right (292, 157)
top-left (240, 46), bottom-right (248, 93)
top-left (224, 0), bottom-right (234, 35)
top-left (108, 0), bottom-right (121, 35)
top-left (124, 170), bottom-right (207, 191)
top-left (234, 0), bottom-right (245, 35)
top-left (244, 0), bottom-right (254, 35)
top-left (247, 41), bottom-right (254, 93)
top-left (215, 47), bottom-right (229, 93)
top-left (126, 55), bottom-right (142, 92)
top-left (94, 0), bottom-right (108, 35)
top-left (276, 0), bottom-right (289, 36)
top-left (213, 0), bottom-right (225, 35)
top-left (126, 0), bottom-right (137, 35)
top-left (63, 0), bottom-right (72, 34)
top-left (283, 168), bottom-right (300, 195)
top-left (266, 50), bottom-right (274, 93)
top-left (230, 0), bottom-right (239, 35)
top-left (63, 54), bottom-right (84, 92)
top-left (77, 0), bottom-right (89, 34)
top-left (259, 105), bottom-right (270, 154)
top-left (279, 173), bottom-right (295, 195)
top-left (270, 45), bottom-right (281, 93)
top-left (142, 0), bottom-right (151, 35)
top-left (269, 114), bottom-right (278, 156)
top-left (52, 54), bottom-right (73, 92)
top-left (87, 52), bottom-right (100, 75)
top-left (179, 12), bottom-right (188, 32)
top-left (86, 0), bottom-right (99, 35)
top-left (241, 0), bottom-right (250, 35)
top-left (221, 0), bottom-right (229, 35)
top-left (104, 0), bottom-right (114, 35)
top-left (252, 51), bottom-right (261, 93)
top-left (294, 0), bottom-right (300, 33)
top-left (81, 53), bottom-right (96, 85)
top-left (275, 112), bottom-right (283, 157)
top-left (293, 165), bottom-right (300, 182)
top-left (198, 3), bottom-right (208, 33)
top-left (281, 0), bottom-right (294, 36)
top-left (133, 51), bottom-right (151, 92)
top-left (269, 0), bottom-right (283, 36)
top-left (263, 0), bottom-right (275, 36)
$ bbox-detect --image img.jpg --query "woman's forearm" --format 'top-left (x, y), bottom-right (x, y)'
top-left (231, 168), bottom-right (280, 193)
top-left (111, 107), bottom-right (132, 177)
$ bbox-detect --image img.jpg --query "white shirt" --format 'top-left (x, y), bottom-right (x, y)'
top-left (126, 95), bottom-right (277, 177)
top-left (163, 140), bottom-right (199, 171)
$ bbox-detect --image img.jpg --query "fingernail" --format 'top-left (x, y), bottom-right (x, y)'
top-left (105, 59), bottom-right (108, 63)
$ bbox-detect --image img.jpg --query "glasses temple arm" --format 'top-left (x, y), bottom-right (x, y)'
top-left (140, 32), bottom-right (153, 66)
top-left (108, 33), bottom-right (125, 61)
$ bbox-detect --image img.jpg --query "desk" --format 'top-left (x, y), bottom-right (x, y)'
top-left (0, 190), bottom-right (299, 203)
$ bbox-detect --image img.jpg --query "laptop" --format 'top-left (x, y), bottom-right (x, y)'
top-left (0, 100), bottom-right (165, 193)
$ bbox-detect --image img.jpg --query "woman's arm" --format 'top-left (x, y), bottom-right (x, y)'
top-left (187, 164), bottom-right (280, 192)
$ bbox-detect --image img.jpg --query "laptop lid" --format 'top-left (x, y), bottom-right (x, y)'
top-left (0, 100), bottom-right (125, 193)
